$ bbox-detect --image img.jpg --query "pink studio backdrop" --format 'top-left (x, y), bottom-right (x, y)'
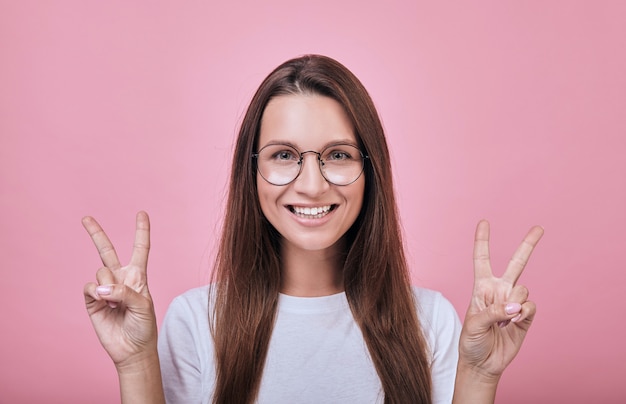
top-left (1, 1), bottom-right (624, 403)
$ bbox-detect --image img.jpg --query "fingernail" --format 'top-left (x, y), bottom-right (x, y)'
top-left (511, 313), bottom-right (522, 323)
top-left (96, 285), bottom-right (112, 296)
top-left (505, 303), bottom-right (522, 315)
top-left (107, 301), bottom-right (118, 309)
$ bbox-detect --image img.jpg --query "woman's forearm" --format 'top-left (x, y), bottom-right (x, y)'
top-left (116, 352), bottom-right (165, 404)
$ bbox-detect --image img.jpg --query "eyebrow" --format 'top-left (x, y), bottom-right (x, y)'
top-left (259, 139), bottom-right (360, 150)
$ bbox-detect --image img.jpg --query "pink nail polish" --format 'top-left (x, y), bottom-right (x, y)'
top-left (511, 314), bottom-right (522, 323)
top-left (505, 303), bottom-right (521, 315)
top-left (96, 285), bottom-right (112, 296)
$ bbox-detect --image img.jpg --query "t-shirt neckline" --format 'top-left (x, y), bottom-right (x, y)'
top-left (277, 291), bottom-right (349, 314)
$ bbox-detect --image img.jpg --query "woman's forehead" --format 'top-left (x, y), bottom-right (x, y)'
top-left (258, 94), bottom-right (357, 150)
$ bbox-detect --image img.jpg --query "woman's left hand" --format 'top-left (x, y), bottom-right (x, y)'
top-left (458, 220), bottom-right (544, 380)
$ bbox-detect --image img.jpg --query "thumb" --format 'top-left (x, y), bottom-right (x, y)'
top-left (467, 302), bottom-right (522, 332)
top-left (94, 284), bottom-right (152, 311)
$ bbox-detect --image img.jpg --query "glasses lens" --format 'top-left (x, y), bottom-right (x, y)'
top-left (256, 144), bottom-right (301, 185)
top-left (320, 144), bottom-right (364, 185)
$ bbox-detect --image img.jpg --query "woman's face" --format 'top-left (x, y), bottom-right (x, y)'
top-left (256, 94), bottom-right (365, 255)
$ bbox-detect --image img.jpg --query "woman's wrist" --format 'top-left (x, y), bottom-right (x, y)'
top-left (452, 360), bottom-right (501, 404)
top-left (114, 346), bottom-right (161, 375)
top-left (456, 358), bottom-right (502, 384)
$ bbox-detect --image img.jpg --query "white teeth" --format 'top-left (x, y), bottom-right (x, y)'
top-left (292, 205), bottom-right (332, 218)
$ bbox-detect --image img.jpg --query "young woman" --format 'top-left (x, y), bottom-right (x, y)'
top-left (83, 55), bottom-right (543, 404)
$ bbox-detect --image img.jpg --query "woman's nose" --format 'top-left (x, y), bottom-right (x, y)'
top-left (292, 153), bottom-right (330, 196)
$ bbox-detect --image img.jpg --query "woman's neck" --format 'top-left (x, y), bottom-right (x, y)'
top-left (279, 240), bottom-right (345, 297)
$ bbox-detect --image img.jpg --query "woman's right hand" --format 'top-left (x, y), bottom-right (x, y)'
top-left (82, 211), bottom-right (158, 369)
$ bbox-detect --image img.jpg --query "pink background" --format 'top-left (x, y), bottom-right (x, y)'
top-left (1, 1), bottom-right (624, 403)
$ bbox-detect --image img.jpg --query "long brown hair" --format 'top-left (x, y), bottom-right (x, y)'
top-left (210, 54), bottom-right (432, 404)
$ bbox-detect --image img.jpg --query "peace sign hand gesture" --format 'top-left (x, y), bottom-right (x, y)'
top-left (458, 220), bottom-right (544, 383)
top-left (82, 211), bottom-right (158, 369)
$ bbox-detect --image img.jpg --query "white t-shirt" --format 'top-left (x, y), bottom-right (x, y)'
top-left (158, 286), bottom-right (461, 403)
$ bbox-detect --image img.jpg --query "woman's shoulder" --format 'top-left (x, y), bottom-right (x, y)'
top-left (411, 287), bottom-right (461, 402)
top-left (172, 284), bottom-right (211, 302)
top-left (410, 286), bottom-right (461, 330)
top-left (171, 284), bottom-right (210, 302)
top-left (411, 286), bottom-right (451, 308)
top-left (163, 285), bottom-right (212, 320)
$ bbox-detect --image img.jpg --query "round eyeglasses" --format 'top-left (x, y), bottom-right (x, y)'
top-left (252, 143), bottom-right (368, 186)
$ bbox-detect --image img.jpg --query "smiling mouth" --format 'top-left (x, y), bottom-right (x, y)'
top-left (289, 204), bottom-right (335, 218)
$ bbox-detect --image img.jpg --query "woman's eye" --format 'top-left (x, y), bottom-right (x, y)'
top-left (275, 150), bottom-right (295, 160)
top-left (327, 151), bottom-right (351, 160)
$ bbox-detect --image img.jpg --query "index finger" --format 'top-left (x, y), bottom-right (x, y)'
top-left (502, 225), bottom-right (544, 284)
top-left (129, 211), bottom-right (150, 271)
top-left (82, 216), bottom-right (121, 270)
top-left (473, 219), bottom-right (493, 280)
